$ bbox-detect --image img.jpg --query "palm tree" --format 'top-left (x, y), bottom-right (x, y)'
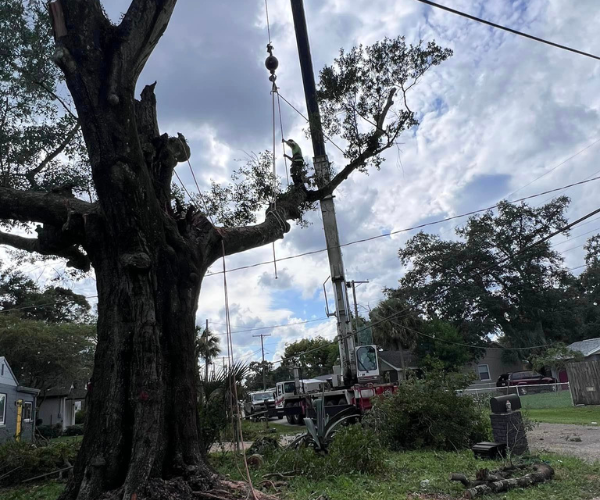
top-left (195, 326), bottom-right (221, 384)
top-left (370, 297), bottom-right (421, 380)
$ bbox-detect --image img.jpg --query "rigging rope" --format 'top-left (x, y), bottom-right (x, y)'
top-left (221, 240), bottom-right (258, 500)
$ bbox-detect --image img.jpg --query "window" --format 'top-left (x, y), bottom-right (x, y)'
top-left (0, 394), bottom-right (5, 425)
top-left (356, 346), bottom-right (378, 372)
top-left (477, 364), bottom-right (491, 381)
top-left (22, 402), bottom-right (33, 422)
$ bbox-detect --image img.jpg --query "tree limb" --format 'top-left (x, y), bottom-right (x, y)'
top-left (0, 230), bottom-right (90, 271)
top-left (117, 0), bottom-right (179, 84)
top-left (307, 88), bottom-right (397, 202)
top-left (0, 186), bottom-right (95, 226)
top-left (25, 123), bottom-right (81, 189)
top-left (217, 90), bottom-right (400, 257)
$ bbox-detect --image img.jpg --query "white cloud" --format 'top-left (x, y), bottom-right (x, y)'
top-left (5, 0), bottom-right (600, 366)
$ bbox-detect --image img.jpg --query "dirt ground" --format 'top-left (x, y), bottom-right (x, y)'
top-left (528, 422), bottom-right (600, 463)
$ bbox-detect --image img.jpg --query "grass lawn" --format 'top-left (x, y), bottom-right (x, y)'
top-left (1, 451), bottom-right (598, 500)
top-left (519, 390), bottom-right (573, 409)
top-left (212, 449), bottom-right (600, 500)
top-left (526, 406), bottom-right (600, 425)
top-left (0, 482), bottom-right (63, 500)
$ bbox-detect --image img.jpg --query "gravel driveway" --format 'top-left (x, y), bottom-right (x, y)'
top-left (528, 422), bottom-right (600, 463)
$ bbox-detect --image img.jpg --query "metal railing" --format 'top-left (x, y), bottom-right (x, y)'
top-left (458, 382), bottom-right (573, 409)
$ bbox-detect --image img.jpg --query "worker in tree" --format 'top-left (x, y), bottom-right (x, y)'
top-left (283, 138), bottom-right (309, 188)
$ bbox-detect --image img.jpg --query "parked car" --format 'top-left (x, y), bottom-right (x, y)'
top-left (496, 371), bottom-right (557, 394)
top-left (243, 390), bottom-right (275, 420)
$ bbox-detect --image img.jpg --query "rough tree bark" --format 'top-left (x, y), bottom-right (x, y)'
top-left (0, 1), bottom-right (398, 499)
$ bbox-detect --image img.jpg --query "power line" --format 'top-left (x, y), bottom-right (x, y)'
top-left (277, 91), bottom-right (347, 155)
top-left (417, 0), bottom-right (600, 61)
top-left (0, 295), bottom-right (98, 314)
top-left (205, 174), bottom-right (600, 276)
top-left (504, 137), bottom-right (600, 200)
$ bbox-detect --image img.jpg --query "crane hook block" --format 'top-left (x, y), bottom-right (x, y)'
top-left (265, 43), bottom-right (279, 78)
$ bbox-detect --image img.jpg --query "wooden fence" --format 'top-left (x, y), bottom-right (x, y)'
top-left (566, 360), bottom-right (600, 406)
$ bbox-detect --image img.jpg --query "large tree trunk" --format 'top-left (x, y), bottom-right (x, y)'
top-left (61, 239), bottom-right (216, 500)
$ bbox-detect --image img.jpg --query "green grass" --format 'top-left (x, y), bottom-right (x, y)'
top-left (0, 482), bottom-right (64, 500)
top-left (212, 449), bottom-right (600, 500)
top-left (49, 435), bottom-right (83, 444)
top-left (526, 406), bottom-right (600, 425)
top-left (2, 450), bottom-right (598, 500)
top-left (519, 390), bottom-right (573, 409)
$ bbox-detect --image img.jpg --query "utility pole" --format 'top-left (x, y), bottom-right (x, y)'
top-left (348, 280), bottom-right (369, 335)
top-left (290, 0), bottom-right (356, 385)
top-left (253, 333), bottom-right (272, 390)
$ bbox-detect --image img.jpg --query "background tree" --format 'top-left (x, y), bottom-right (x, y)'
top-left (370, 296), bottom-right (421, 351)
top-left (0, 261), bottom-right (92, 323)
top-left (281, 336), bottom-right (339, 379)
top-left (244, 360), bottom-right (274, 392)
top-left (414, 320), bottom-right (481, 372)
top-left (393, 199), bottom-right (582, 354)
top-left (0, 313), bottom-right (95, 390)
top-left (530, 343), bottom-right (584, 373)
top-left (195, 326), bottom-right (220, 385)
top-left (0, 1), bottom-right (450, 497)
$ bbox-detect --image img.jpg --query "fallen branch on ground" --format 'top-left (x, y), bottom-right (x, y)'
top-left (450, 464), bottom-right (554, 498)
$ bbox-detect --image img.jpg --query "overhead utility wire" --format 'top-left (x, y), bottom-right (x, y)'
top-left (270, 204), bottom-right (600, 365)
top-left (416, 0), bottom-right (600, 61)
top-left (205, 174), bottom-right (600, 276)
top-left (504, 136), bottom-right (600, 200)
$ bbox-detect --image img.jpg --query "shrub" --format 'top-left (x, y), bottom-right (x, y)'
top-left (365, 371), bottom-right (490, 451)
top-left (328, 424), bottom-right (386, 475)
top-left (247, 436), bottom-right (279, 457)
top-left (64, 424), bottom-right (84, 436)
top-left (75, 408), bottom-right (86, 424)
top-left (0, 440), bottom-right (80, 486)
top-left (262, 424), bottom-right (386, 480)
top-left (37, 424), bottom-right (63, 439)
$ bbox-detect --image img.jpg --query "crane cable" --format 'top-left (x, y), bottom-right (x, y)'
top-left (221, 240), bottom-right (257, 500)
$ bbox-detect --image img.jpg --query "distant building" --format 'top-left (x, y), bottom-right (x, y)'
top-left (378, 348), bottom-right (523, 389)
top-left (38, 386), bottom-right (87, 430)
top-left (567, 338), bottom-right (600, 362)
top-left (0, 356), bottom-right (39, 443)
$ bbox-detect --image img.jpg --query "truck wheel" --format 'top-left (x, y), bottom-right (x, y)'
top-left (286, 415), bottom-right (294, 424)
top-left (338, 397), bottom-right (347, 406)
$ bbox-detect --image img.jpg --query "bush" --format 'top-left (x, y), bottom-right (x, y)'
top-left (37, 424), bottom-right (63, 439)
top-left (261, 423), bottom-right (385, 480)
top-left (328, 424), bottom-right (386, 475)
top-left (365, 371), bottom-right (490, 451)
top-left (64, 424), bottom-right (84, 436)
top-left (75, 408), bottom-right (86, 425)
top-left (247, 436), bottom-right (279, 457)
top-left (0, 440), bottom-right (80, 486)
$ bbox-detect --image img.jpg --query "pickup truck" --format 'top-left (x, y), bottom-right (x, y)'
top-left (496, 371), bottom-right (557, 394)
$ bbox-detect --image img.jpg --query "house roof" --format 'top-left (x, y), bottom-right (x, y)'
top-left (1, 356), bottom-right (40, 395)
top-left (44, 387), bottom-right (87, 399)
top-left (0, 356), bottom-right (18, 385)
top-left (568, 338), bottom-right (600, 358)
top-left (379, 350), bottom-right (419, 370)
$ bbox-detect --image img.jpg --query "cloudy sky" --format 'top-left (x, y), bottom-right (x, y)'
top-left (8, 0), bottom-right (600, 368)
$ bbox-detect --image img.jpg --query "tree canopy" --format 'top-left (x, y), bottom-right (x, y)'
top-left (0, 313), bottom-right (95, 390)
top-left (374, 198), bottom-right (600, 364)
top-left (0, 261), bottom-right (92, 322)
top-left (281, 336), bottom-right (339, 379)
